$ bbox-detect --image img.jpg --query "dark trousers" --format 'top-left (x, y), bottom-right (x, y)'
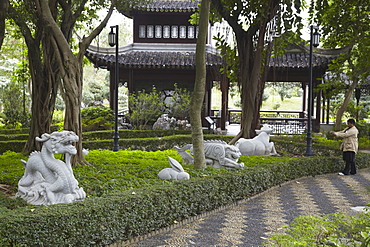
top-left (343, 151), bottom-right (356, 175)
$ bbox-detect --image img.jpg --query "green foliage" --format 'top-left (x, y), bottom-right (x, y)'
top-left (267, 212), bottom-right (370, 246)
top-left (166, 84), bottom-right (192, 121)
top-left (0, 151), bottom-right (27, 188)
top-left (312, 0), bottom-right (370, 123)
top-left (211, 0), bottom-right (304, 85)
top-left (128, 86), bottom-right (164, 129)
top-left (266, 82), bottom-right (302, 102)
top-left (81, 106), bottom-right (115, 131)
top-left (82, 79), bottom-right (110, 107)
top-left (0, 109), bottom-right (30, 129)
top-left (323, 94), bottom-right (370, 123)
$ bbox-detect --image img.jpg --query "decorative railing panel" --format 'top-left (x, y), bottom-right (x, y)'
top-left (227, 109), bottom-right (308, 135)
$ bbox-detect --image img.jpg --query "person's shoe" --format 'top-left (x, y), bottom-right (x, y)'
top-left (338, 172), bottom-right (345, 176)
top-left (350, 173), bottom-right (356, 175)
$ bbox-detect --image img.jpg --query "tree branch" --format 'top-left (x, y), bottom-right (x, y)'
top-left (7, 2), bottom-right (37, 48)
top-left (0, 0), bottom-right (9, 49)
top-left (211, 0), bottom-right (243, 35)
top-left (78, 0), bottom-right (116, 61)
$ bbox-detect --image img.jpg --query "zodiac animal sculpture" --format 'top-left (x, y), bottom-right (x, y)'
top-left (175, 140), bottom-right (244, 169)
top-left (235, 131), bottom-right (277, 156)
top-left (158, 157), bottom-right (190, 180)
top-left (17, 131), bottom-right (86, 205)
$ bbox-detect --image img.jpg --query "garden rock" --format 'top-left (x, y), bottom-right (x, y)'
top-left (153, 114), bottom-right (176, 130)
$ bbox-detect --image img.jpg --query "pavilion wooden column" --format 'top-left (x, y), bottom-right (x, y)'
top-left (314, 87), bottom-right (322, 132)
top-left (220, 75), bottom-right (229, 130)
top-left (302, 82), bottom-right (307, 115)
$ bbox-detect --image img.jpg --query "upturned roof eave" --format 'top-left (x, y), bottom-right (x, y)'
top-left (116, 0), bottom-right (200, 18)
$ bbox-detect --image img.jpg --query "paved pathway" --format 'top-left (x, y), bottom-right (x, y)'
top-left (124, 168), bottom-right (370, 247)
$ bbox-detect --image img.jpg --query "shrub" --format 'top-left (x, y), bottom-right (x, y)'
top-left (81, 106), bottom-right (115, 131)
top-left (166, 84), bottom-right (191, 121)
top-left (267, 212), bottom-right (370, 246)
top-left (128, 86), bottom-right (164, 129)
top-left (1, 109), bottom-right (31, 128)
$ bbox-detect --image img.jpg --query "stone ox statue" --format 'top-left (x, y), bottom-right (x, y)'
top-left (235, 131), bottom-right (277, 156)
top-left (175, 140), bottom-right (244, 169)
top-left (17, 131), bottom-right (86, 205)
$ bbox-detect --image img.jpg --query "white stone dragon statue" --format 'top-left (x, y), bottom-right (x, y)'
top-left (17, 131), bottom-right (86, 205)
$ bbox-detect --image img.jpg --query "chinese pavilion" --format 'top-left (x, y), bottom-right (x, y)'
top-left (86, 0), bottom-right (229, 129)
top-left (86, 0), bottom-right (359, 133)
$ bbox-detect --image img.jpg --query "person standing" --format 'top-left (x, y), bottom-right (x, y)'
top-left (330, 119), bottom-right (359, 175)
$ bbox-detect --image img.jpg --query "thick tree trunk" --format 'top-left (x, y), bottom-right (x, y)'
top-left (229, 32), bottom-right (265, 144)
top-left (37, 0), bottom-right (115, 164)
top-left (60, 61), bottom-right (85, 164)
top-left (8, 0), bottom-right (114, 160)
top-left (190, 0), bottom-right (210, 169)
top-left (23, 38), bottom-right (57, 153)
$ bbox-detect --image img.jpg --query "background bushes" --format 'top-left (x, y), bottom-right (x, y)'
top-left (81, 106), bottom-right (115, 131)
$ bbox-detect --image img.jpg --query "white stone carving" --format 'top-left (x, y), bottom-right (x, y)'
top-left (16, 131), bottom-right (86, 205)
top-left (235, 131), bottom-right (277, 156)
top-left (175, 140), bottom-right (244, 169)
top-left (255, 124), bottom-right (273, 135)
top-left (158, 157), bottom-right (190, 180)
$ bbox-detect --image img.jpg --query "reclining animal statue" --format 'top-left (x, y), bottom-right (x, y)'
top-left (17, 131), bottom-right (86, 205)
top-left (235, 131), bottom-right (277, 156)
top-left (174, 140), bottom-right (244, 169)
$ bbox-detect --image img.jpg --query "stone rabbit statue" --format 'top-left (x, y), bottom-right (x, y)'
top-left (158, 157), bottom-right (190, 180)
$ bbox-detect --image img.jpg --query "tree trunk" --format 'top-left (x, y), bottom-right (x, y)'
top-left (0, 0), bottom-right (9, 48)
top-left (229, 26), bottom-right (267, 144)
top-left (23, 35), bottom-right (57, 153)
top-left (37, 0), bottom-right (115, 164)
top-left (60, 60), bottom-right (84, 164)
top-left (190, 0), bottom-right (210, 170)
top-left (6, 0), bottom-right (114, 160)
top-left (334, 78), bottom-right (358, 130)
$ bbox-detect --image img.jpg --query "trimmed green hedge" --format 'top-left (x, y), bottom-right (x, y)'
top-left (0, 140), bottom-right (27, 153)
top-left (83, 134), bottom-right (233, 151)
top-left (82, 129), bottom-right (198, 141)
top-left (1, 151), bottom-right (369, 246)
top-left (0, 129), bottom-right (214, 153)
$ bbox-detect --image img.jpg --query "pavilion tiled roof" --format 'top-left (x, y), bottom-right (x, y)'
top-left (86, 43), bottom-right (338, 70)
top-left (86, 44), bottom-right (223, 69)
top-left (269, 52), bottom-right (333, 69)
top-left (118, 0), bottom-right (200, 16)
top-left (268, 44), bottom-right (343, 69)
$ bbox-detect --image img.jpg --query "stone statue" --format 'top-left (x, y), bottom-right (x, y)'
top-left (175, 140), bottom-right (244, 169)
top-left (255, 124), bottom-right (273, 135)
top-left (17, 131), bottom-right (86, 205)
top-left (235, 131), bottom-right (277, 156)
top-left (158, 157), bottom-right (190, 180)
